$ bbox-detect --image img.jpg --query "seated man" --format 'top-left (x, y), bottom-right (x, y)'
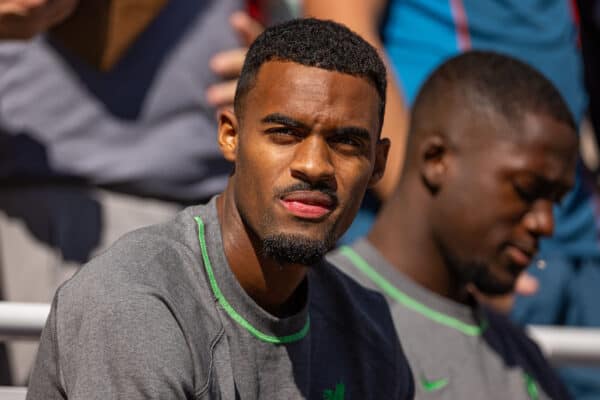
top-left (26, 19), bottom-right (414, 399)
top-left (329, 51), bottom-right (576, 399)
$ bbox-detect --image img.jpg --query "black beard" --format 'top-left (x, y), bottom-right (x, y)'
top-left (441, 245), bottom-right (514, 296)
top-left (262, 234), bottom-right (333, 266)
top-left (459, 261), bottom-right (515, 296)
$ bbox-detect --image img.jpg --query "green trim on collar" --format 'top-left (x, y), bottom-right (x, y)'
top-left (523, 373), bottom-right (540, 400)
top-left (195, 216), bottom-right (310, 344)
top-left (340, 245), bottom-right (487, 336)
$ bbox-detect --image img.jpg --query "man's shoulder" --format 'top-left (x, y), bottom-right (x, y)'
top-left (483, 308), bottom-right (572, 399)
top-left (309, 261), bottom-right (415, 398)
top-left (63, 207), bottom-right (199, 291)
top-left (310, 260), bottom-right (400, 354)
top-left (484, 307), bottom-right (546, 358)
top-left (35, 203), bottom-right (230, 398)
top-left (56, 203), bottom-right (220, 329)
top-left (326, 240), bottom-right (390, 292)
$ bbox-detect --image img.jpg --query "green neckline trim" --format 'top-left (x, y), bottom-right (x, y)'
top-left (195, 216), bottom-right (310, 344)
top-left (340, 246), bottom-right (486, 336)
top-left (523, 373), bottom-right (540, 400)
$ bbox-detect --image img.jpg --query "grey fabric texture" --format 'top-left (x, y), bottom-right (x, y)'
top-left (27, 199), bottom-right (414, 399)
top-left (328, 239), bottom-right (570, 400)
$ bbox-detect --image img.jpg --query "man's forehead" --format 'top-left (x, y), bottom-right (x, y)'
top-left (449, 105), bottom-right (576, 149)
top-left (245, 61), bottom-right (381, 136)
top-left (252, 60), bottom-right (375, 92)
top-left (505, 112), bottom-right (576, 164)
top-left (485, 121), bottom-right (576, 187)
top-left (449, 107), bottom-right (576, 178)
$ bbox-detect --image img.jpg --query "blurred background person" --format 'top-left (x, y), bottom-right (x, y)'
top-left (578, 0), bottom-right (600, 166)
top-left (305, 0), bottom-right (599, 398)
top-left (329, 50), bottom-right (578, 399)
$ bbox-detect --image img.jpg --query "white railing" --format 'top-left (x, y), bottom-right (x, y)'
top-left (527, 325), bottom-right (600, 366)
top-left (0, 302), bottom-right (599, 366)
top-left (0, 302), bottom-right (49, 341)
top-left (0, 387), bottom-right (26, 400)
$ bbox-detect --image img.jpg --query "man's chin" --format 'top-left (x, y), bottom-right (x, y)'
top-left (261, 233), bottom-right (333, 267)
top-left (473, 277), bottom-right (515, 297)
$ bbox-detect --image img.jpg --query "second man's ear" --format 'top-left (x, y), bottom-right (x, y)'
top-left (217, 109), bottom-right (240, 162)
top-left (419, 135), bottom-right (448, 194)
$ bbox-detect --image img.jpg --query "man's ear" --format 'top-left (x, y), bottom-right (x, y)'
top-left (368, 137), bottom-right (391, 187)
top-left (218, 108), bottom-right (240, 162)
top-left (419, 134), bottom-right (448, 194)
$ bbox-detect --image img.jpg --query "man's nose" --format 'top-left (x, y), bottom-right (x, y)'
top-left (523, 199), bottom-right (554, 238)
top-left (289, 136), bottom-right (336, 186)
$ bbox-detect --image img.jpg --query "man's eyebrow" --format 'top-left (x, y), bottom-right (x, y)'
top-left (533, 173), bottom-right (573, 188)
top-left (261, 113), bottom-right (309, 130)
top-left (518, 172), bottom-right (574, 198)
top-left (331, 126), bottom-right (372, 142)
top-left (261, 113), bottom-right (373, 141)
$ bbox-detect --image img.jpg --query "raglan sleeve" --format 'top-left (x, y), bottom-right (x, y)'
top-left (29, 290), bottom-right (197, 400)
top-left (27, 295), bottom-right (66, 400)
top-left (394, 329), bottom-right (415, 400)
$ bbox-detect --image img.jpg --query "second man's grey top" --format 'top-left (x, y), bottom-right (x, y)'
top-left (328, 239), bottom-right (572, 400)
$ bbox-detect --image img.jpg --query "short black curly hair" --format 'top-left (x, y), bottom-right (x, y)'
top-left (234, 18), bottom-right (387, 130)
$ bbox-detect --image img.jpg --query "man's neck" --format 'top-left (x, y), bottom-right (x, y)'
top-left (367, 186), bottom-right (467, 303)
top-left (216, 191), bottom-right (308, 317)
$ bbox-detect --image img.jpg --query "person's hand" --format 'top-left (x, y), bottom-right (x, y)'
top-left (0, 0), bottom-right (78, 40)
top-left (206, 11), bottom-right (263, 109)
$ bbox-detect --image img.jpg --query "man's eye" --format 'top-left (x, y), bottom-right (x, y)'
top-left (265, 127), bottom-right (301, 142)
top-left (513, 184), bottom-right (537, 203)
top-left (335, 137), bottom-right (360, 146)
top-left (267, 127), bottom-right (295, 135)
top-left (554, 188), bottom-right (570, 204)
top-left (330, 135), bottom-right (364, 150)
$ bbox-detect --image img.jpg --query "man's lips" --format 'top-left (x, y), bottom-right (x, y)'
top-left (506, 243), bottom-right (536, 268)
top-left (280, 191), bottom-right (336, 219)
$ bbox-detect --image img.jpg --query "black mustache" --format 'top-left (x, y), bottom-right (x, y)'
top-left (275, 182), bottom-right (338, 203)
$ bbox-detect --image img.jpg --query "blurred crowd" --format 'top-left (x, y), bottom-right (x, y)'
top-left (0, 0), bottom-right (599, 398)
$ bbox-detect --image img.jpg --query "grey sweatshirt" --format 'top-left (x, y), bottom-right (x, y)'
top-left (27, 198), bottom-right (414, 399)
top-left (328, 239), bottom-right (571, 399)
